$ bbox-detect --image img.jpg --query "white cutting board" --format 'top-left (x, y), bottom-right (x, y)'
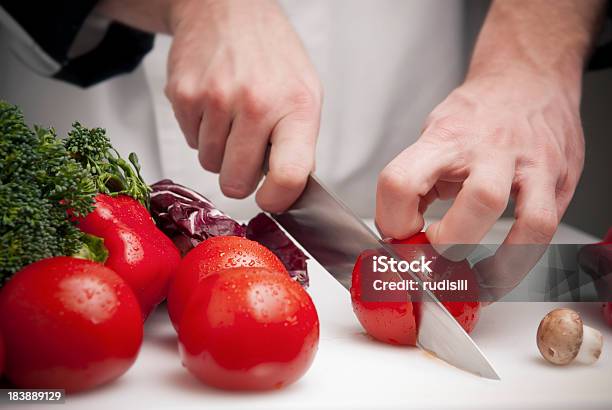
top-left (13, 220), bottom-right (612, 410)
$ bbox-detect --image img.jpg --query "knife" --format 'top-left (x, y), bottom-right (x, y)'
top-left (271, 174), bottom-right (500, 380)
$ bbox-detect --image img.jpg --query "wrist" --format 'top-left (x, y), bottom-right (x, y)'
top-left (465, 53), bottom-right (584, 107)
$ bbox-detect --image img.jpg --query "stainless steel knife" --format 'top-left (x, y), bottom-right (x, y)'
top-left (271, 174), bottom-right (500, 380)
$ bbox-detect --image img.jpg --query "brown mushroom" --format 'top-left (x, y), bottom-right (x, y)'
top-left (536, 308), bottom-right (603, 365)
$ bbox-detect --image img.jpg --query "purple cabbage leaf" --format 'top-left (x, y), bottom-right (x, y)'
top-left (150, 179), bottom-right (308, 287)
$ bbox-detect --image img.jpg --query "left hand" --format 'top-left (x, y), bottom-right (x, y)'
top-left (375, 66), bottom-right (584, 250)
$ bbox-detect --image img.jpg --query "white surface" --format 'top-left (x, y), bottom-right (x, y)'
top-left (22, 221), bottom-right (612, 410)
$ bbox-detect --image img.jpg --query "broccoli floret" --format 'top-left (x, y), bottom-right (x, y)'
top-left (0, 102), bottom-right (96, 282)
top-left (65, 123), bottom-right (151, 207)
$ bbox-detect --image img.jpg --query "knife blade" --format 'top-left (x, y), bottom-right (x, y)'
top-left (271, 174), bottom-right (500, 380)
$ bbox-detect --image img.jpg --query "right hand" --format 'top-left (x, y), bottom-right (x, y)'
top-left (165, 0), bottom-right (322, 212)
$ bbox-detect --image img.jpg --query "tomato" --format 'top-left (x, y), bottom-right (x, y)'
top-left (350, 233), bottom-right (481, 345)
top-left (168, 236), bottom-right (287, 331)
top-left (391, 235), bottom-right (481, 334)
top-left (440, 301), bottom-right (481, 333)
top-left (350, 250), bottom-right (418, 345)
top-left (178, 267), bottom-right (319, 390)
top-left (0, 257), bottom-right (143, 392)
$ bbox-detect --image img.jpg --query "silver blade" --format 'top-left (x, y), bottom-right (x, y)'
top-left (272, 174), bottom-right (500, 380)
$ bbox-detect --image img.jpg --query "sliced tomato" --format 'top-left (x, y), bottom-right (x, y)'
top-left (350, 250), bottom-right (418, 345)
top-left (391, 235), bottom-right (481, 334)
top-left (350, 233), bottom-right (481, 345)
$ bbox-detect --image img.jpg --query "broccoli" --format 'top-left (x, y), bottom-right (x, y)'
top-left (0, 102), bottom-right (95, 282)
top-left (64, 123), bottom-right (151, 207)
top-left (0, 101), bottom-right (149, 283)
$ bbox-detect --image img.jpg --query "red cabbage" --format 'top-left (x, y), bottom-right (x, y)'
top-left (150, 179), bottom-right (246, 254)
top-left (150, 179), bottom-right (308, 287)
top-left (246, 213), bottom-right (309, 288)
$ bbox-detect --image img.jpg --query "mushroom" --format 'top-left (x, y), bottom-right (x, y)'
top-left (536, 308), bottom-right (603, 365)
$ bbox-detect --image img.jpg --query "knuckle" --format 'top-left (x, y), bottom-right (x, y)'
top-left (202, 81), bottom-right (231, 112)
top-left (539, 143), bottom-right (564, 169)
top-left (270, 163), bottom-right (310, 191)
top-left (287, 86), bottom-right (318, 112)
top-left (240, 85), bottom-right (271, 118)
top-left (471, 184), bottom-right (508, 214)
top-left (310, 80), bottom-right (324, 103)
top-left (522, 209), bottom-right (558, 243)
top-left (168, 80), bottom-right (201, 108)
top-left (427, 116), bottom-right (465, 139)
top-left (378, 165), bottom-right (416, 197)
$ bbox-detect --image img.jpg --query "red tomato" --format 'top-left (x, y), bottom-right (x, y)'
top-left (0, 257), bottom-right (143, 392)
top-left (350, 250), bottom-right (418, 345)
top-left (391, 235), bottom-right (481, 334)
top-left (178, 267), bottom-right (319, 390)
top-left (168, 236), bottom-right (287, 331)
top-left (350, 233), bottom-right (481, 345)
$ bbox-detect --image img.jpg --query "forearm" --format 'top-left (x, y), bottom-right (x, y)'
top-left (468, 0), bottom-right (606, 92)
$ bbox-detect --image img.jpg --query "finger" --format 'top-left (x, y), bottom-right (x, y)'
top-left (474, 174), bottom-right (558, 302)
top-left (375, 141), bottom-right (459, 239)
top-left (427, 157), bottom-right (514, 245)
top-left (255, 112), bottom-right (319, 212)
top-left (165, 79), bottom-right (203, 149)
top-left (174, 108), bottom-right (201, 149)
top-left (418, 187), bottom-right (440, 215)
top-left (418, 181), bottom-right (462, 214)
top-left (197, 102), bottom-right (233, 173)
top-left (218, 112), bottom-right (271, 198)
top-left (505, 173), bottom-right (559, 245)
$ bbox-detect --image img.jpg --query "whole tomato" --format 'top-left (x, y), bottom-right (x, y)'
top-left (0, 257), bottom-right (143, 392)
top-left (178, 267), bottom-right (319, 390)
top-left (168, 236), bottom-right (287, 331)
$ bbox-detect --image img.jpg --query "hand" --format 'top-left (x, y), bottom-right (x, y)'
top-left (165, 0), bottom-right (322, 212)
top-left (376, 66), bottom-right (585, 247)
